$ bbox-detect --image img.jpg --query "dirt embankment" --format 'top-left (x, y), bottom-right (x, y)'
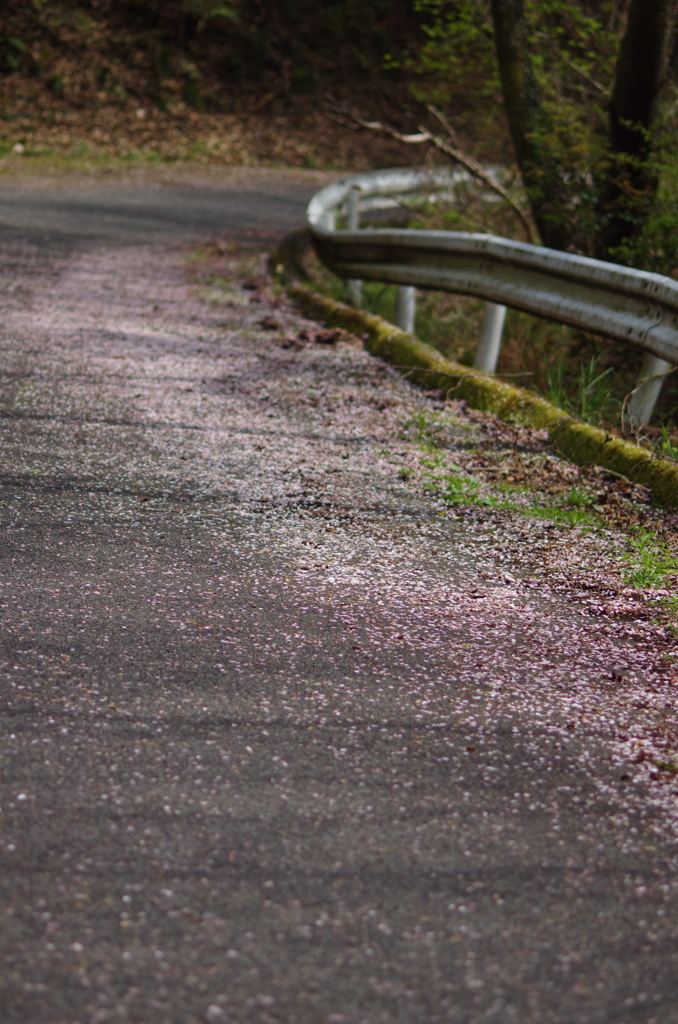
top-left (0, 1), bottom-right (423, 170)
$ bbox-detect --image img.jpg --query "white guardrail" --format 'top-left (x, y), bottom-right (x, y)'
top-left (306, 168), bottom-right (678, 427)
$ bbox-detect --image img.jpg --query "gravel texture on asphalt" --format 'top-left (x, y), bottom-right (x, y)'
top-left (1, 183), bottom-right (678, 1024)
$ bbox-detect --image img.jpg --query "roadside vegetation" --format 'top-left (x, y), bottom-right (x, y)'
top-left (397, 398), bottom-right (678, 637)
top-left (300, 239), bottom-right (678, 453)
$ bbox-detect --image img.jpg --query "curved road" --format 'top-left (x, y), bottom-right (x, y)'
top-left (0, 168), bottom-right (677, 1024)
top-left (0, 168), bottom-right (320, 241)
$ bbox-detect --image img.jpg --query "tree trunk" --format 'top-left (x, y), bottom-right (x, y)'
top-left (596, 0), bottom-right (674, 256)
top-left (489, 0), bottom-right (570, 249)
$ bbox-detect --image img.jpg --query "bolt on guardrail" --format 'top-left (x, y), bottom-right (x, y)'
top-left (308, 169), bottom-right (678, 427)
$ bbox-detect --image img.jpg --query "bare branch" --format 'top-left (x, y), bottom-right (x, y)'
top-left (333, 102), bottom-right (536, 243)
top-left (419, 126), bottom-right (536, 243)
top-left (427, 105), bottom-right (463, 147)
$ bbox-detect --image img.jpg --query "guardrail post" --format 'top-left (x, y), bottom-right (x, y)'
top-left (319, 210), bottom-right (336, 231)
top-left (396, 285), bottom-right (416, 333)
top-left (474, 302), bottom-right (507, 374)
top-left (627, 353), bottom-right (673, 427)
top-left (346, 185), bottom-right (362, 308)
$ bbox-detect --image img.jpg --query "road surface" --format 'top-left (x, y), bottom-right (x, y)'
top-left (0, 167), bottom-right (677, 1024)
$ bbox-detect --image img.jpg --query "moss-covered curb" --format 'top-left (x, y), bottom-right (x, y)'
top-left (288, 282), bottom-right (678, 508)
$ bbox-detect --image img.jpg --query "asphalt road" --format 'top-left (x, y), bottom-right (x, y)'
top-left (1, 169), bottom-right (678, 1024)
top-left (0, 168), bottom-right (321, 242)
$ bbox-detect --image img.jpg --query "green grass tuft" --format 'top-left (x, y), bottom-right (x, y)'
top-left (624, 529), bottom-right (678, 588)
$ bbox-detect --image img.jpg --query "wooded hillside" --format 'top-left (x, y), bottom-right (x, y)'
top-left (0, 0), bottom-right (426, 166)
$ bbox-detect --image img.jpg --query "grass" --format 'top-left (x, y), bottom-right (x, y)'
top-left (409, 410), bottom-right (450, 450)
top-left (423, 466), bottom-right (483, 504)
top-left (405, 406), bottom-right (604, 527)
top-left (544, 354), bottom-right (616, 425)
top-left (0, 138), bottom-right (316, 179)
top-left (295, 256), bottom-right (678, 649)
top-left (568, 484), bottom-right (596, 507)
top-left (658, 425), bottom-right (678, 463)
top-left (0, 144), bottom-right (203, 178)
top-left (399, 387), bottom-right (678, 644)
top-left (361, 282), bottom-right (398, 323)
top-left (525, 504), bottom-right (598, 528)
top-left (620, 531), bottom-right (678, 646)
top-left (418, 448), bottom-right (602, 527)
top-left (623, 529), bottom-right (678, 588)
top-left (431, 481), bottom-right (601, 526)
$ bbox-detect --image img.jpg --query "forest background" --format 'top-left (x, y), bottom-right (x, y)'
top-left (2, 0), bottom-right (678, 431)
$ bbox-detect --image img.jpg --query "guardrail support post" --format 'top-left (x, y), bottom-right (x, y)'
top-left (474, 302), bottom-right (507, 374)
top-left (396, 285), bottom-right (416, 333)
top-left (319, 210), bottom-right (336, 231)
top-left (346, 185), bottom-right (362, 308)
top-left (627, 353), bottom-right (673, 427)
top-left (346, 279), bottom-right (362, 307)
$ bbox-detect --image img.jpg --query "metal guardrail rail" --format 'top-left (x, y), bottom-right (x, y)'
top-left (306, 168), bottom-right (678, 427)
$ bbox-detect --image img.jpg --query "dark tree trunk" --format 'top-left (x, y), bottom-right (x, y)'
top-left (492, 0), bottom-right (675, 261)
top-left (596, 0), bottom-right (674, 256)
top-left (490, 0), bottom-right (571, 249)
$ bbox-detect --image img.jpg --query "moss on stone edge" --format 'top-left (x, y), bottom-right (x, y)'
top-left (288, 282), bottom-right (678, 508)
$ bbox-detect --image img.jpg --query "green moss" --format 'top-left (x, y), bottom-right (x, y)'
top-left (288, 283), bottom-right (678, 508)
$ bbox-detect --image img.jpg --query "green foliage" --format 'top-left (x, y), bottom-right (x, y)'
top-left (155, 44), bottom-right (173, 75)
top-left (47, 72), bottom-right (65, 97)
top-left (411, 412), bottom-right (446, 448)
top-left (402, 0), bottom-right (498, 109)
top-left (527, 0), bottom-right (619, 102)
top-left (401, 0), bottom-right (678, 272)
top-left (433, 470), bottom-right (481, 502)
top-left (545, 354), bottom-right (614, 424)
top-left (420, 452), bottom-right (486, 501)
top-left (568, 484), bottom-right (594, 507)
top-left (660, 426), bottom-right (678, 462)
top-left (403, 0), bottom-right (617, 135)
top-left (606, 143), bottom-right (678, 273)
top-left (544, 358), bottom-right (569, 411)
top-left (624, 529), bottom-right (678, 588)
top-left (181, 0), bottom-right (238, 31)
top-left (2, 35), bottom-right (28, 73)
top-left (576, 356), bottom-right (614, 423)
top-left (528, 504), bottom-right (597, 528)
top-left (419, 457), bottom-right (602, 520)
top-left (359, 281), bottom-right (398, 323)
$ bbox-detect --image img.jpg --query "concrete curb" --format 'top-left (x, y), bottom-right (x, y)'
top-left (288, 282), bottom-right (678, 508)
